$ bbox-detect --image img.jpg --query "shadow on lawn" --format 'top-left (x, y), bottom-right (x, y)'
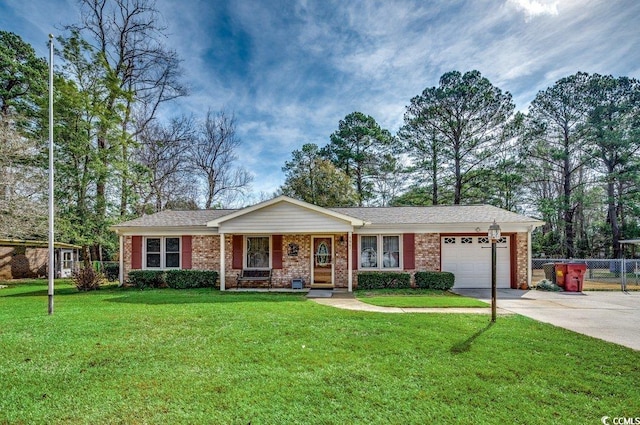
top-left (1, 283), bottom-right (307, 304)
top-left (450, 322), bottom-right (494, 354)
top-left (103, 290), bottom-right (308, 305)
top-left (0, 287), bottom-right (80, 297)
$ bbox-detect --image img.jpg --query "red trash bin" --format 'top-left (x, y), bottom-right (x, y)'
top-left (565, 263), bottom-right (587, 292)
top-left (555, 263), bottom-right (568, 288)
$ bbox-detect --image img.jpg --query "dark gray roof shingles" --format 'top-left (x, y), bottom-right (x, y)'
top-left (112, 209), bottom-right (235, 228)
top-left (113, 204), bottom-right (540, 228)
top-left (330, 205), bottom-right (540, 225)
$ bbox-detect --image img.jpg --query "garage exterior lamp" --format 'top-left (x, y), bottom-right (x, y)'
top-left (488, 220), bottom-right (501, 242)
top-left (488, 220), bottom-right (501, 323)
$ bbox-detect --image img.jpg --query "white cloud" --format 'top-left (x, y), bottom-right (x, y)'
top-left (3, 0), bottom-right (639, 199)
top-left (508, 0), bottom-right (559, 19)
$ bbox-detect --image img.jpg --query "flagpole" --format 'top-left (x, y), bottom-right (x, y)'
top-left (48, 34), bottom-right (54, 315)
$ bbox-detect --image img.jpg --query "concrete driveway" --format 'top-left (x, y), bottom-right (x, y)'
top-left (453, 288), bottom-right (640, 351)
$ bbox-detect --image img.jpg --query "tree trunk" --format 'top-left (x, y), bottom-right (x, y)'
top-left (608, 177), bottom-right (621, 258)
top-left (562, 129), bottom-right (574, 258)
top-left (96, 133), bottom-right (107, 221)
top-left (205, 174), bottom-right (215, 209)
top-left (431, 139), bottom-right (438, 205)
top-left (454, 153), bottom-right (462, 205)
top-left (120, 140), bottom-right (129, 217)
top-left (82, 245), bottom-right (91, 268)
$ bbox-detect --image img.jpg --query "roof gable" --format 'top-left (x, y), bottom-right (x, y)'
top-left (207, 196), bottom-right (367, 233)
top-left (206, 195), bottom-right (367, 228)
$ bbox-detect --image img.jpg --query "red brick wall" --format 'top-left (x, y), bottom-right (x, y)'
top-left (0, 247), bottom-right (13, 280)
top-left (0, 247), bottom-right (49, 279)
top-left (224, 234), bottom-right (348, 288)
top-left (191, 235), bottom-right (219, 270)
top-left (123, 236), bottom-right (133, 279)
top-left (350, 233), bottom-right (441, 289)
top-left (123, 235), bottom-right (220, 282)
top-left (275, 235), bottom-right (312, 287)
top-left (515, 232), bottom-right (529, 288)
top-left (414, 233), bottom-right (440, 271)
top-left (121, 231), bottom-right (532, 289)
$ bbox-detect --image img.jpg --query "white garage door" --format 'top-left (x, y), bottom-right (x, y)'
top-left (441, 236), bottom-right (511, 289)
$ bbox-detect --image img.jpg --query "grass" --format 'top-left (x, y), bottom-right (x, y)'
top-left (356, 289), bottom-right (489, 308)
top-left (1, 279), bottom-right (639, 424)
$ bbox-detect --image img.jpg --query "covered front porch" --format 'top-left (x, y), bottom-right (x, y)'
top-left (207, 197), bottom-right (366, 292)
top-left (217, 232), bottom-right (354, 291)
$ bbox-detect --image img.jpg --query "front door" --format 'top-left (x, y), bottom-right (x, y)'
top-left (60, 250), bottom-right (74, 278)
top-left (312, 237), bottom-right (333, 287)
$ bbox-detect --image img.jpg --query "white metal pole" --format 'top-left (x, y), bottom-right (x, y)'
top-left (220, 233), bottom-right (226, 291)
top-left (118, 235), bottom-right (124, 286)
top-left (48, 34), bottom-right (54, 315)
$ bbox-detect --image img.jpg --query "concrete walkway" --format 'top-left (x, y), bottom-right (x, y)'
top-left (311, 296), bottom-right (506, 315)
top-left (454, 289), bottom-right (640, 351)
top-left (311, 289), bottom-right (640, 351)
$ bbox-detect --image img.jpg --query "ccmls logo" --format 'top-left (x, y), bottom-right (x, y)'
top-left (602, 417), bottom-right (640, 425)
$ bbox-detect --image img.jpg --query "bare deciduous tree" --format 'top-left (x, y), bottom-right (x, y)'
top-left (189, 110), bottom-right (252, 209)
top-left (134, 115), bottom-right (198, 212)
top-left (64, 0), bottom-right (187, 218)
top-left (0, 116), bottom-right (47, 239)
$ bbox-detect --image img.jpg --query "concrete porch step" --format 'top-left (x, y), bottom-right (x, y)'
top-left (306, 289), bottom-right (334, 298)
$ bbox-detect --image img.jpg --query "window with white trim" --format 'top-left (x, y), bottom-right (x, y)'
top-left (145, 237), bottom-right (180, 269)
top-left (360, 236), bottom-right (378, 268)
top-left (360, 235), bottom-right (401, 269)
top-left (383, 236), bottom-right (400, 268)
top-left (246, 236), bottom-right (270, 269)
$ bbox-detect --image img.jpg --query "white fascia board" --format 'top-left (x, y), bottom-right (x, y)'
top-left (110, 226), bottom-right (218, 236)
top-left (206, 195), bottom-right (367, 227)
top-left (355, 222), bottom-right (543, 234)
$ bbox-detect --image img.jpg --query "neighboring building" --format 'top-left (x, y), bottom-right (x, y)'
top-left (0, 239), bottom-right (80, 280)
top-left (111, 196), bottom-right (544, 291)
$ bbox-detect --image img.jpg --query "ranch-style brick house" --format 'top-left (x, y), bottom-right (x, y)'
top-left (111, 195), bottom-right (544, 291)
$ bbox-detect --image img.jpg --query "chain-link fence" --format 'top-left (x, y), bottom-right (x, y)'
top-left (532, 258), bottom-right (640, 290)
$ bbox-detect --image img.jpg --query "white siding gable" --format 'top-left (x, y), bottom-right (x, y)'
top-left (218, 201), bottom-right (354, 234)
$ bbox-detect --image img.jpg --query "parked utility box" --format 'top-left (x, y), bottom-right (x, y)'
top-left (565, 263), bottom-right (587, 292)
top-left (291, 278), bottom-right (304, 289)
top-left (555, 263), bottom-right (568, 288)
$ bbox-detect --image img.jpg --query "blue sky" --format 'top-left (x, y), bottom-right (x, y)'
top-left (2, 0), bottom-right (639, 201)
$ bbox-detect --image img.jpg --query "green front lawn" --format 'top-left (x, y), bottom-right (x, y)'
top-left (1, 280), bottom-right (639, 424)
top-left (356, 289), bottom-right (489, 308)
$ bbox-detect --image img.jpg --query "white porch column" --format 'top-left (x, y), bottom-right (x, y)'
top-left (348, 230), bottom-right (353, 292)
top-left (527, 227), bottom-right (532, 288)
top-left (118, 234), bottom-right (124, 286)
top-left (220, 233), bottom-right (226, 291)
